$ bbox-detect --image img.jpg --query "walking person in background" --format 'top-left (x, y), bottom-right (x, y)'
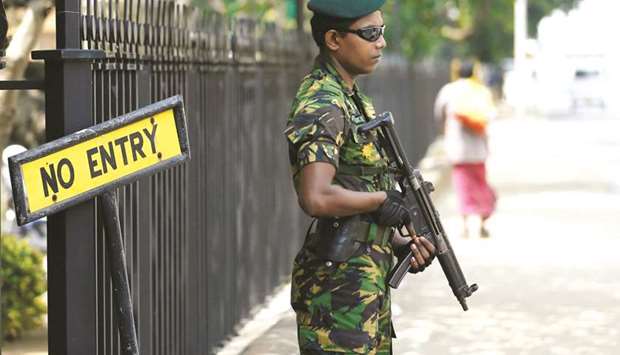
top-left (434, 60), bottom-right (497, 239)
top-left (285, 0), bottom-right (435, 353)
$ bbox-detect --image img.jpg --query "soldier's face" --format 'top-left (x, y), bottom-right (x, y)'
top-left (333, 11), bottom-right (387, 76)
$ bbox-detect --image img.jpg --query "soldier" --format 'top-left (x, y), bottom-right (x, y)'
top-left (284, 1), bottom-right (436, 353)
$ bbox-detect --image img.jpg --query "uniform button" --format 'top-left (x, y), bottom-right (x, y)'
top-left (325, 261), bottom-right (333, 267)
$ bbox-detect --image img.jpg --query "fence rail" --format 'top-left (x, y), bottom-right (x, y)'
top-left (42, 1), bottom-right (448, 354)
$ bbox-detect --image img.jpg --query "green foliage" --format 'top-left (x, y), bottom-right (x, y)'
top-left (466, 0), bottom-right (515, 63)
top-left (0, 234), bottom-right (46, 342)
top-left (383, 0), bottom-right (579, 63)
top-left (191, 0), bottom-right (298, 28)
top-left (190, 0), bottom-right (579, 64)
top-left (218, 0), bottom-right (274, 18)
top-left (382, 0), bottom-right (447, 60)
top-left (192, 0), bottom-right (280, 18)
top-left (528, 0), bottom-right (580, 36)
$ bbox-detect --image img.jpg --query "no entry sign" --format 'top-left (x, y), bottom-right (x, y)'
top-left (8, 95), bottom-right (190, 225)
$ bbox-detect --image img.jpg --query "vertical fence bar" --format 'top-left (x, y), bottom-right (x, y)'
top-left (135, 54), bottom-right (153, 355)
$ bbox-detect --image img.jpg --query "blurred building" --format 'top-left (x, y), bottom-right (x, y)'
top-left (504, 0), bottom-right (620, 116)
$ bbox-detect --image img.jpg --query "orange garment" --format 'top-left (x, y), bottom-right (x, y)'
top-left (452, 79), bottom-right (494, 135)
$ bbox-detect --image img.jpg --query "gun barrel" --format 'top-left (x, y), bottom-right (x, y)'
top-left (437, 250), bottom-right (479, 311)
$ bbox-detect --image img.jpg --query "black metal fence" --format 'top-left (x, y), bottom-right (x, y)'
top-left (39, 1), bottom-right (447, 354)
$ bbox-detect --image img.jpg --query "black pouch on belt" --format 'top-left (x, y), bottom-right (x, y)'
top-left (309, 215), bottom-right (368, 263)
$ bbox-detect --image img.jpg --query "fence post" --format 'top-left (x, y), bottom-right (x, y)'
top-left (30, 0), bottom-right (104, 353)
top-left (31, 49), bottom-right (104, 354)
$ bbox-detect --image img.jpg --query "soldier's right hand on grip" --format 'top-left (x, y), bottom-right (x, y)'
top-left (372, 190), bottom-right (410, 227)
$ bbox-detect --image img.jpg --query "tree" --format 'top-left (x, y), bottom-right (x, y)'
top-left (193, 0), bottom-right (280, 19)
top-left (383, 0), bottom-right (579, 63)
top-left (382, 0), bottom-right (447, 59)
top-left (193, 0), bottom-right (306, 29)
top-left (528, 0), bottom-right (579, 36)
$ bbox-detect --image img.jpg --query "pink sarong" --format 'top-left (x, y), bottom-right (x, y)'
top-left (452, 163), bottom-right (496, 218)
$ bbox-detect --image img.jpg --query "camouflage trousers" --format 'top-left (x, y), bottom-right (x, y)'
top-left (291, 236), bottom-right (394, 354)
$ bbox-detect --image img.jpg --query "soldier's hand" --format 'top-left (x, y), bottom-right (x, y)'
top-left (407, 235), bottom-right (436, 273)
top-left (372, 190), bottom-right (410, 227)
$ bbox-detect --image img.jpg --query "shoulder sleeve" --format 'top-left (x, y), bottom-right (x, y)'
top-left (285, 95), bottom-right (346, 171)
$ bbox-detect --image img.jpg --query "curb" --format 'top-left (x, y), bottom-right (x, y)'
top-left (215, 284), bottom-right (293, 355)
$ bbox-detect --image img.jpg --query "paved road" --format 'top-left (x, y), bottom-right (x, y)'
top-left (241, 112), bottom-right (620, 355)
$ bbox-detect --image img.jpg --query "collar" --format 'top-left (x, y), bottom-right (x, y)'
top-left (314, 53), bottom-right (360, 96)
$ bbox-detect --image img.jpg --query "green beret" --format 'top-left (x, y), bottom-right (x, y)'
top-left (308, 0), bottom-right (386, 19)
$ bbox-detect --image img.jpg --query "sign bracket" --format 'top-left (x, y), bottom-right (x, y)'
top-left (100, 190), bottom-right (140, 355)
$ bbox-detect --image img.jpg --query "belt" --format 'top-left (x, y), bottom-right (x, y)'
top-left (347, 220), bottom-right (393, 247)
top-left (371, 223), bottom-right (394, 247)
top-left (310, 217), bottom-right (394, 249)
top-left (306, 217), bottom-right (394, 262)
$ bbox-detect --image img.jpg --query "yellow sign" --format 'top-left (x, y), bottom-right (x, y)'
top-left (21, 109), bottom-right (181, 214)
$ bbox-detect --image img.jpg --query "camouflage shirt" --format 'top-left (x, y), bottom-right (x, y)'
top-left (286, 55), bottom-right (397, 354)
top-left (285, 55), bottom-right (395, 193)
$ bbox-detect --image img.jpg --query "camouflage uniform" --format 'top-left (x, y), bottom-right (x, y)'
top-left (285, 55), bottom-right (396, 354)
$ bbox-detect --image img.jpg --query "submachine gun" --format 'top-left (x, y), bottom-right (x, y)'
top-left (358, 112), bottom-right (478, 311)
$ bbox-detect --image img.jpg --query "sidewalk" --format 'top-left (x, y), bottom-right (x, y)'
top-left (231, 112), bottom-right (620, 354)
top-left (2, 326), bottom-right (47, 355)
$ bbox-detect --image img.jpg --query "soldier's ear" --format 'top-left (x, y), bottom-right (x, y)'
top-left (324, 30), bottom-right (342, 51)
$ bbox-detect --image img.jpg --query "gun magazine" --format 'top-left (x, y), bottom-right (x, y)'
top-left (388, 251), bottom-right (413, 289)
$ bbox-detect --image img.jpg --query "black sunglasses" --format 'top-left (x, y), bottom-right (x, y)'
top-left (338, 25), bottom-right (385, 42)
